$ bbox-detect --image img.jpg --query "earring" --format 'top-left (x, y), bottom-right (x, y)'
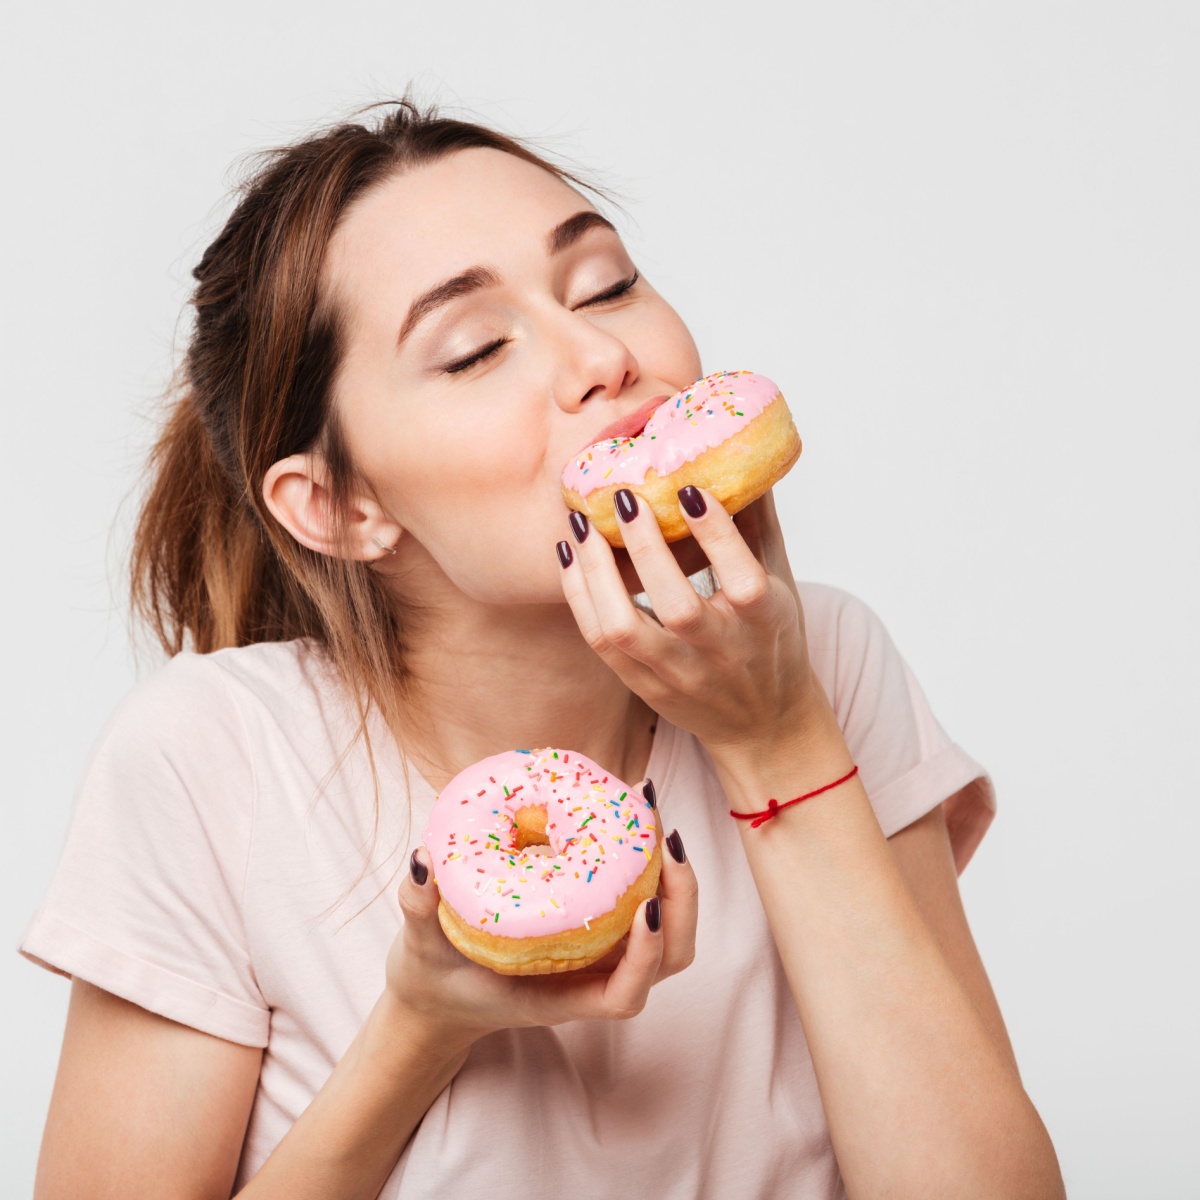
top-left (371, 535), bottom-right (398, 555)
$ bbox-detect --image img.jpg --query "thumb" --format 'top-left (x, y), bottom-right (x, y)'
top-left (398, 846), bottom-right (443, 924)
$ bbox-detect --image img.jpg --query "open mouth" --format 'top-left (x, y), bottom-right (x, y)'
top-left (598, 413), bottom-right (652, 449)
top-left (573, 393), bottom-right (670, 461)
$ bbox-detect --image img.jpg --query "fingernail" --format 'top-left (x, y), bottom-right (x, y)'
top-left (410, 848), bottom-right (428, 886)
top-left (642, 778), bottom-right (656, 809)
top-left (666, 829), bottom-right (686, 864)
top-left (556, 539), bottom-right (573, 569)
top-left (678, 486), bottom-right (706, 518)
top-left (570, 511), bottom-right (589, 543)
top-left (645, 896), bottom-right (662, 933)
top-left (615, 488), bottom-right (639, 523)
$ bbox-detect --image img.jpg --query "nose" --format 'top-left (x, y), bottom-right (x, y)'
top-left (552, 309), bottom-right (639, 412)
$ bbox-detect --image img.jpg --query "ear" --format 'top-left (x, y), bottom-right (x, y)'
top-left (261, 453), bottom-right (403, 562)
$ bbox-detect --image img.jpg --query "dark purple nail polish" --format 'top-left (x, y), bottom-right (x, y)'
top-left (410, 848), bottom-right (428, 885)
top-left (645, 896), bottom-right (662, 933)
top-left (570, 511), bottom-right (589, 543)
top-left (615, 488), bottom-right (639, 523)
top-left (642, 778), bottom-right (656, 809)
top-left (678, 486), bottom-right (706, 518)
top-left (556, 539), bottom-right (573, 569)
top-left (666, 829), bottom-right (686, 864)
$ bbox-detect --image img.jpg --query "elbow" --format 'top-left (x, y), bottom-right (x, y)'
top-left (977, 1109), bottom-right (1069, 1200)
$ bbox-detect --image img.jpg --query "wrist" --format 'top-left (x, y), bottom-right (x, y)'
top-left (708, 698), bottom-right (855, 818)
top-left (371, 988), bottom-right (478, 1074)
top-left (704, 668), bottom-right (835, 771)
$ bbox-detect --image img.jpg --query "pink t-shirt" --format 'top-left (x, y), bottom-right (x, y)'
top-left (20, 582), bottom-right (995, 1198)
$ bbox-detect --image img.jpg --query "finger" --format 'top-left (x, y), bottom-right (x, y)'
top-left (540, 833), bottom-right (681, 1015)
top-left (397, 846), bottom-right (446, 936)
top-left (753, 488), bottom-right (788, 563)
top-left (676, 486), bottom-right (775, 622)
top-left (734, 489), bottom-right (795, 587)
top-left (517, 887), bottom-right (666, 1024)
top-left (570, 772), bottom-right (663, 978)
top-left (591, 895), bottom-right (665, 1018)
top-left (655, 827), bottom-right (698, 979)
top-left (557, 511), bottom-right (672, 673)
top-left (729, 492), bottom-right (768, 564)
top-left (611, 487), bottom-right (718, 642)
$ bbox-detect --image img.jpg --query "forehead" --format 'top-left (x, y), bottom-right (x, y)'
top-left (324, 147), bottom-right (593, 308)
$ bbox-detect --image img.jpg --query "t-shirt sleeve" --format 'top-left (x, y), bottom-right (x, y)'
top-left (810, 584), bottom-right (997, 875)
top-left (18, 652), bottom-right (269, 1047)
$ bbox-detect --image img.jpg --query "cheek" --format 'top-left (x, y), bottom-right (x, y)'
top-left (631, 301), bottom-right (702, 379)
top-left (371, 409), bottom-right (543, 533)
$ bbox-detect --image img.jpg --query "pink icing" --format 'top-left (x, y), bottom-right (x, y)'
top-left (561, 369), bottom-right (782, 499)
top-left (422, 747), bottom-right (659, 938)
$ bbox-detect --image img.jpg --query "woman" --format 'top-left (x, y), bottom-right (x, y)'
top-left (22, 99), bottom-right (1065, 1198)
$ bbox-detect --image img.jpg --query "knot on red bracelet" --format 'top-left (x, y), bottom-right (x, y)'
top-left (730, 765), bottom-right (860, 829)
top-left (752, 798), bottom-right (781, 829)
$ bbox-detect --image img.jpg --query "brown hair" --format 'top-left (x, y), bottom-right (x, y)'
top-left (128, 97), bottom-right (610, 904)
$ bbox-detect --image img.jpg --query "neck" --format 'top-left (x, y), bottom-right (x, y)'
top-left (391, 597), bottom-right (659, 794)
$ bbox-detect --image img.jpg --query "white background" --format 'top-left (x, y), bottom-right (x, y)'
top-left (4, 3), bottom-right (1197, 1196)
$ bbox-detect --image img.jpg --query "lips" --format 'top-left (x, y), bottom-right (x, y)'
top-left (573, 394), bottom-right (670, 460)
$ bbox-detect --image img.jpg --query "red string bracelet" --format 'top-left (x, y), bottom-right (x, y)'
top-left (730, 764), bottom-right (860, 829)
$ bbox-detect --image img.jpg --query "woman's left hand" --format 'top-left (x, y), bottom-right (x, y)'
top-left (558, 485), bottom-right (829, 762)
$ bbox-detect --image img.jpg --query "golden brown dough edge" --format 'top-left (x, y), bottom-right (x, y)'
top-left (561, 391), bottom-right (802, 548)
top-left (436, 843), bottom-right (663, 975)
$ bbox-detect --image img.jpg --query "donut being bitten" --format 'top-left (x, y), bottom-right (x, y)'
top-left (561, 369), bottom-right (802, 547)
top-left (422, 747), bottom-right (661, 975)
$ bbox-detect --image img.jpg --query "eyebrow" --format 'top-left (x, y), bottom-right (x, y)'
top-left (395, 210), bottom-right (620, 349)
top-left (546, 210), bottom-right (617, 254)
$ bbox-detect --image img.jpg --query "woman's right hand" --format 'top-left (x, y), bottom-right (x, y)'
top-left (384, 799), bottom-right (697, 1050)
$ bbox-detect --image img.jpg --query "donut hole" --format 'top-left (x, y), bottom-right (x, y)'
top-left (512, 803), bottom-right (553, 854)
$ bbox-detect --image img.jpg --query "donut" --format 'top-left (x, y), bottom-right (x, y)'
top-left (422, 747), bottom-right (661, 975)
top-left (561, 369), bottom-right (801, 547)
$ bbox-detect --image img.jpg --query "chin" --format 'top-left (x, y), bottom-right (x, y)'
top-left (615, 532), bottom-right (712, 595)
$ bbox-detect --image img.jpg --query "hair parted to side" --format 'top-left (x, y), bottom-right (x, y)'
top-left (128, 96), bottom-right (611, 914)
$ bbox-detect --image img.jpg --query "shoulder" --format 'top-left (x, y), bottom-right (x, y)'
top-left (88, 639), bottom-right (341, 795)
top-left (60, 643), bottom-right (348, 885)
top-left (796, 581), bottom-right (900, 710)
top-left (196, 636), bottom-right (333, 706)
top-left (112, 638), bottom-right (331, 735)
top-left (797, 579), bottom-right (933, 755)
top-left (798, 582), bottom-right (997, 867)
top-left (796, 580), bottom-right (889, 645)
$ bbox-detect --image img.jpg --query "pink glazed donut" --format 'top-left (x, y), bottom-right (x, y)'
top-left (422, 747), bottom-right (661, 975)
top-left (561, 369), bottom-right (802, 547)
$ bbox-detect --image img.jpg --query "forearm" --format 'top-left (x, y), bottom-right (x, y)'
top-left (236, 991), bottom-right (472, 1200)
top-left (711, 705), bottom-right (1063, 1200)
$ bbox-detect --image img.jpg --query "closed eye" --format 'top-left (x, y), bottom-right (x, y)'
top-left (579, 271), bottom-right (639, 307)
top-left (443, 272), bottom-right (641, 374)
top-left (444, 337), bottom-right (508, 374)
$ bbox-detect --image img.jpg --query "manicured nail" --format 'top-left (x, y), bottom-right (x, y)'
top-left (556, 539), bottom-right (573, 569)
top-left (642, 778), bottom-right (656, 809)
top-left (666, 829), bottom-right (686, 864)
top-left (678, 486), bottom-right (706, 518)
top-left (570, 511), bottom-right (589, 543)
top-left (410, 848), bottom-right (428, 886)
top-left (615, 488), bottom-right (639, 523)
top-left (645, 896), bottom-right (662, 933)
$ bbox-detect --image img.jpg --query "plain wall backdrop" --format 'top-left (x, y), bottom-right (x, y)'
top-left (4, 2), bottom-right (1197, 1195)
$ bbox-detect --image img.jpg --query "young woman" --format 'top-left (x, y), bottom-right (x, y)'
top-left (22, 99), bottom-right (1065, 1199)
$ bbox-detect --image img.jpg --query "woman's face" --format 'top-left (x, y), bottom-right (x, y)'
top-left (320, 146), bottom-right (707, 603)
